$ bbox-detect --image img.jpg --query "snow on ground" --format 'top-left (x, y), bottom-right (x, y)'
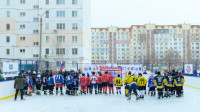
top-left (0, 75), bottom-right (200, 112)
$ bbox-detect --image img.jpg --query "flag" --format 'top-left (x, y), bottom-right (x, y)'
top-left (60, 62), bottom-right (65, 70)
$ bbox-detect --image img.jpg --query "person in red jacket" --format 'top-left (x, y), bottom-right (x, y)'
top-left (86, 73), bottom-right (91, 94)
top-left (102, 71), bottom-right (109, 94)
top-left (80, 73), bottom-right (87, 94)
top-left (97, 73), bottom-right (103, 94)
top-left (108, 72), bottom-right (115, 94)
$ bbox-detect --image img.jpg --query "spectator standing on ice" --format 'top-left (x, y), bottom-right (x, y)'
top-left (14, 73), bottom-right (26, 101)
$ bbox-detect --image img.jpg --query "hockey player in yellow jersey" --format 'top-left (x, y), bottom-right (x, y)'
top-left (114, 74), bottom-right (123, 94)
top-left (154, 71), bottom-right (165, 99)
top-left (137, 73), bottom-right (147, 99)
top-left (123, 72), bottom-right (132, 96)
top-left (164, 72), bottom-right (175, 97)
top-left (174, 72), bottom-right (185, 97)
top-left (127, 73), bottom-right (139, 100)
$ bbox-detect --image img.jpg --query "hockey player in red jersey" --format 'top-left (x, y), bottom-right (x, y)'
top-left (108, 72), bottom-right (115, 94)
top-left (80, 73), bottom-right (87, 94)
top-left (97, 73), bottom-right (103, 94)
top-left (86, 73), bottom-right (91, 94)
top-left (102, 71), bottom-right (109, 94)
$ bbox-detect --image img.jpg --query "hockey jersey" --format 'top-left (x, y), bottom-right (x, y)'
top-left (130, 75), bottom-right (138, 84)
top-left (24, 77), bottom-right (29, 86)
top-left (174, 75), bottom-right (184, 86)
top-left (154, 75), bottom-right (164, 89)
top-left (35, 77), bottom-right (41, 85)
top-left (55, 74), bottom-right (64, 84)
top-left (137, 76), bottom-right (147, 86)
top-left (74, 77), bottom-right (79, 88)
top-left (80, 77), bottom-right (87, 86)
top-left (148, 76), bottom-right (155, 88)
top-left (124, 75), bottom-right (132, 85)
top-left (65, 75), bottom-right (73, 85)
top-left (90, 75), bottom-right (98, 84)
top-left (97, 76), bottom-right (103, 84)
top-left (42, 77), bottom-right (48, 86)
top-left (165, 75), bottom-right (174, 87)
top-left (108, 74), bottom-right (114, 84)
top-left (48, 77), bottom-right (54, 85)
top-left (102, 74), bottom-right (109, 82)
top-left (114, 77), bottom-right (123, 86)
top-left (87, 77), bottom-right (91, 85)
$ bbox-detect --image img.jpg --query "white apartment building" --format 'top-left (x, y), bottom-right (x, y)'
top-left (0, 0), bottom-right (91, 70)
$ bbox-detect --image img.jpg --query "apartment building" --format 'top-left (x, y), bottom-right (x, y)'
top-left (92, 24), bottom-right (200, 63)
top-left (0, 0), bottom-right (91, 70)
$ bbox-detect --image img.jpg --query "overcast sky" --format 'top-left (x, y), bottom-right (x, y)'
top-left (91, 0), bottom-right (200, 27)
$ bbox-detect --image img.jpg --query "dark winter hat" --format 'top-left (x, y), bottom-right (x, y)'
top-left (139, 73), bottom-right (142, 76)
top-left (118, 74), bottom-right (120, 77)
top-left (92, 72), bottom-right (95, 75)
top-left (157, 71), bottom-right (161, 75)
top-left (82, 73), bottom-right (85, 76)
top-left (105, 71), bottom-right (108, 74)
top-left (128, 71), bottom-right (131, 75)
top-left (18, 73), bottom-right (22, 76)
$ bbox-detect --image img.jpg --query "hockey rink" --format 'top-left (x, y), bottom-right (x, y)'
top-left (0, 75), bottom-right (200, 112)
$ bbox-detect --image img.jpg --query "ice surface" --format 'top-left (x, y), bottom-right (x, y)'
top-left (0, 75), bottom-right (200, 112)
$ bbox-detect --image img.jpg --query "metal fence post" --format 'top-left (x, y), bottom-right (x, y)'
top-left (183, 62), bottom-right (184, 75)
top-left (47, 61), bottom-right (49, 70)
top-left (151, 64), bottom-right (153, 73)
top-left (20, 60), bottom-right (22, 73)
top-left (36, 61), bottom-right (38, 73)
top-left (77, 63), bottom-right (79, 71)
top-left (169, 63), bottom-right (170, 72)
top-left (32, 61), bottom-right (33, 71)
top-left (195, 61), bottom-right (197, 75)
top-left (26, 60), bottom-right (27, 72)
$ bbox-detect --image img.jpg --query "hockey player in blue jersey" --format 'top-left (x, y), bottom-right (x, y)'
top-left (148, 73), bottom-right (156, 96)
top-left (48, 74), bottom-right (55, 95)
top-left (35, 74), bottom-right (42, 95)
top-left (42, 73), bottom-right (48, 95)
top-left (65, 72), bottom-right (74, 95)
top-left (73, 73), bottom-right (79, 96)
top-left (55, 73), bottom-right (64, 95)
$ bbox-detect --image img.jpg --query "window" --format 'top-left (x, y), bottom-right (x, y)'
top-left (6, 24), bottom-right (10, 30)
top-left (20, 12), bottom-right (25, 17)
top-left (46, 36), bottom-right (49, 43)
top-left (7, 0), bottom-right (10, 6)
top-left (33, 5), bottom-right (38, 9)
top-left (46, 0), bottom-right (49, 5)
top-left (6, 11), bottom-right (10, 17)
top-left (45, 48), bottom-right (49, 55)
top-left (6, 36), bottom-right (10, 42)
top-left (33, 30), bottom-right (39, 34)
top-left (6, 49), bottom-right (10, 55)
top-left (56, 48), bottom-right (65, 55)
top-left (45, 23), bottom-right (49, 30)
top-left (56, 0), bottom-right (65, 4)
top-left (72, 61), bottom-right (77, 67)
top-left (33, 54), bottom-right (39, 58)
top-left (72, 48), bottom-right (78, 55)
top-left (72, 23), bottom-right (78, 30)
top-left (56, 36), bottom-right (65, 42)
top-left (72, 0), bottom-right (78, 4)
top-left (72, 36), bottom-right (77, 43)
top-left (20, 49), bottom-right (25, 53)
top-left (33, 42), bottom-right (39, 45)
top-left (57, 11), bottom-right (65, 17)
top-left (57, 23), bottom-right (65, 30)
top-left (20, 37), bottom-right (25, 40)
top-left (33, 17), bottom-right (39, 22)
top-left (20, 0), bottom-right (25, 4)
top-left (72, 11), bottom-right (77, 17)
top-left (20, 24), bottom-right (25, 29)
top-left (46, 11), bottom-right (49, 18)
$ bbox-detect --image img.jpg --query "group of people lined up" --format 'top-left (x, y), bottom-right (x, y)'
top-left (14, 69), bottom-right (185, 101)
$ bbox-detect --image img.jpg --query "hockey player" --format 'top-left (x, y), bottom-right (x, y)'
top-left (174, 72), bottom-right (185, 97)
top-left (48, 74), bottom-right (55, 95)
top-left (86, 74), bottom-right (91, 94)
top-left (124, 72), bottom-right (132, 96)
top-left (108, 72), bottom-right (114, 94)
top-left (102, 71), bottom-right (109, 94)
top-left (164, 72), bottom-right (174, 97)
top-left (65, 72), bottom-right (74, 95)
top-left (55, 73), bottom-right (64, 95)
top-left (148, 73), bottom-right (156, 96)
top-left (35, 74), bottom-right (42, 95)
top-left (28, 75), bottom-right (33, 96)
top-left (73, 73), bottom-right (79, 96)
top-left (80, 73), bottom-right (87, 94)
top-left (42, 73), bottom-right (48, 95)
top-left (114, 74), bottom-right (123, 94)
top-left (154, 72), bottom-right (165, 99)
top-left (137, 73), bottom-right (147, 99)
top-left (97, 73), bottom-right (103, 94)
top-left (90, 72), bottom-right (98, 94)
top-left (127, 73), bottom-right (138, 100)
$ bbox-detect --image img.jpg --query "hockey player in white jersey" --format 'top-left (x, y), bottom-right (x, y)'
top-left (90, 72), bottom-right (98, 94)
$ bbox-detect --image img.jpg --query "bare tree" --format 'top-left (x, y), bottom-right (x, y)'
top-left (163, 49), bottom-right (182, 63)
